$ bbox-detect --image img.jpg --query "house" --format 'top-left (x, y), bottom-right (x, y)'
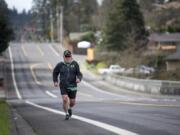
top-left (166, 44), bottom-right (180, 71)
top-left (148, 33), bottom-right (180, 71)
top-left (148, 33), bottom-right (180, 52)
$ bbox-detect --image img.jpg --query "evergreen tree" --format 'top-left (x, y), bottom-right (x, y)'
top-left (0, 0), bottom-right (13, 53)
top-left (32, 0), bottom-right (98, 39)
top-left (101, 0), bottom-right (147, 51)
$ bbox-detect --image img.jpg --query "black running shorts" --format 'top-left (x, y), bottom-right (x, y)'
top-left (60, 86), bottom-right (77, 99)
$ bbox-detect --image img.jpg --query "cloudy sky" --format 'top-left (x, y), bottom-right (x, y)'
top-left (5, 0), bottom-right (103, 13)
top-left (5, 0), bottom-right (33, 13)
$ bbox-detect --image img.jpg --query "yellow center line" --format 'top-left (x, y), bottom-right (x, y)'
top-left (47, 62), bottom-right (53, 72)
top-left (36, 46), bottom-right (44, 56)
top-left (21, 45), bottom-right (28, 57)
top-left (30, 64), bottom-right (42, 85)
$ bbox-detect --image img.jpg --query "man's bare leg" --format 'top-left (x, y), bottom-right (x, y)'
top-left (68, 99), bottom-right (76, 117)
top-left (62, 95), bottom-right (70, 119)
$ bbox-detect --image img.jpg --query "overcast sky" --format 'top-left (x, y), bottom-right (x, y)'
top-left (5, 0), bottom-right (33, 13)
top-left (5, 0), bottom-right (103, 13)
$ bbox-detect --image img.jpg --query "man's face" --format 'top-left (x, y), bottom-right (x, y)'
top-left (64, 56), bottom-right (72, 63)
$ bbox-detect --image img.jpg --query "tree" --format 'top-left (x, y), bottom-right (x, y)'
top-left (100, 0), bottom-right (147, 51)
top-left (32, 0), bottom-right (98, 40)
top-left (91, 0), bottom-right (113, 30)
top-left (0, 0), bottom-right (13, 53)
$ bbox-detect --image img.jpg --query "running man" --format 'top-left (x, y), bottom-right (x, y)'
top-left (53, 50), bottom-right (83, 120)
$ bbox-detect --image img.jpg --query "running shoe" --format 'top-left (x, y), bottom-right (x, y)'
top-left (65, 114), bottom-right (70, 120)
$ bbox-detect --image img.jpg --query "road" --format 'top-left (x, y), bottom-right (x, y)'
top-left (5, 42), bottom-right (180, 135)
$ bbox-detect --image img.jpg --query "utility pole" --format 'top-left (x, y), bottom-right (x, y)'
top-left (50, 11), bottom-right (54, 42)
top-left (56, 5), bottom-right (60, 42)
top-left (60, 6), bottom-right (63, 47)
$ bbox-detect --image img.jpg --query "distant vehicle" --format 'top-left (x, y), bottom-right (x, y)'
top-left (124, 68), bottom-right (134, 74)
top-left (135, 65), bottom-right (155, 74)
top-left (98, 65), bottom-right (125, 74)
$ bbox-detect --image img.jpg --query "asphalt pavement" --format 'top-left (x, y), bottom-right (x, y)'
top-left (3, 42), bottom-right (180, 135)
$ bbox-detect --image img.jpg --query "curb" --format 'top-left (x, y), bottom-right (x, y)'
top-left (10, 107), bottom-right (37, 135)
top-left (0, 57), bottom-right (6, 100)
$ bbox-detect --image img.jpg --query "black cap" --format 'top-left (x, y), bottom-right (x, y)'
top-left (64, 50), bottom-right (71, 57)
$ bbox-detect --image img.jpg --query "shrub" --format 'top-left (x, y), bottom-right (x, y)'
top-left (80, 31), bottom-right (96, 43)
top-left (96, 62), bottom-right (107, 70)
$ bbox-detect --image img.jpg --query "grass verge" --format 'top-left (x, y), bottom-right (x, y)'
top-left (0, 100), bottom-right (10, 135)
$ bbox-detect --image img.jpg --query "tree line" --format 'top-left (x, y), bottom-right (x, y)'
top-left (0, 0), bottom-right (13, 53)
top-left (1, 0), bottom-right (180, 54)
top-left (32, 0), bottom-right (98, 40)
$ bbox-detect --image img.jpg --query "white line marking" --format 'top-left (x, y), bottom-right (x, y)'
top-left (21, 45), bottom-right (28, 57)
top-left (37, 46), bottom-right (44, 56)
top-left (26, 100), bottom-right (138, 135)
top-left (46, 91), bottom-right (58, 98)
top-left (9, 47), bottom-right (22, 99)
top-left (48, 44), bottom-right (59, 56)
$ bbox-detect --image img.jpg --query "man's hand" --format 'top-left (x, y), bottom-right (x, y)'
top-left (54, 82), bottom-right (59, 87)
top-left (76, 79), bottom-right (81, 83)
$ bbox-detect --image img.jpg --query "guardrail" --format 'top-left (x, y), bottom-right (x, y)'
top-left (105, 74), bottom-right (180, 95)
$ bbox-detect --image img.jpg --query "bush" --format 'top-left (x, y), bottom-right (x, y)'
top-left (0, 0), bottom-right (13, 53)
top-left (80, 31), bottom-right (96, 43)
top-left (96, 62), bottom-right (107, 70)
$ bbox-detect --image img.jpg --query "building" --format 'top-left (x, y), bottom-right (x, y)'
top-left (166, 45), bottom-right (180, 71)
top-left (148, 33), bottom-right (180, 71)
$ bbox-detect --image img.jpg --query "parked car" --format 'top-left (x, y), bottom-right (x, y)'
top-left (98, 65), bottom-right (125, 74)
top-left (135, 65), bottom-right (155, 74)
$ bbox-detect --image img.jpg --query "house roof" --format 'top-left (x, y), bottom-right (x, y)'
top-left (166, 45), bottom-right (180, 60)
top-left (149, 33), bottom-right (180, 42)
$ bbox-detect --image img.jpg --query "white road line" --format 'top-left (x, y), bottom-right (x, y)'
top-left (21, 45), bottom-right (28, 57)
top-left (9, 47), bottom-right (22, 99)
top-left (48, 44), bottom-right (60, 56)
top-left (37, 46), bottom-right (44, 56)
top-left (30, 64), bottom-right (42, 85)
top-left (46, 91), bottom-right (58, 98)
top-left (26, 100), bottom-right (139, 135)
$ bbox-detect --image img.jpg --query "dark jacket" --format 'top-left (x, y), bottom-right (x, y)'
top-left (53, 60), bottom-right (83, 87)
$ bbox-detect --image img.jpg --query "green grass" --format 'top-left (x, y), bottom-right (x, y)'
top-left (0, 100), bottom-right (10, 135)
top-left (84, 62), bottom-right (98, 74)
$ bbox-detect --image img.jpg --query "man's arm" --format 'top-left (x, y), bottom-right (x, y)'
top-left (75, 62), bottom-right (83, 83)
top-left (53, 63), bottom-right (60, 86)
